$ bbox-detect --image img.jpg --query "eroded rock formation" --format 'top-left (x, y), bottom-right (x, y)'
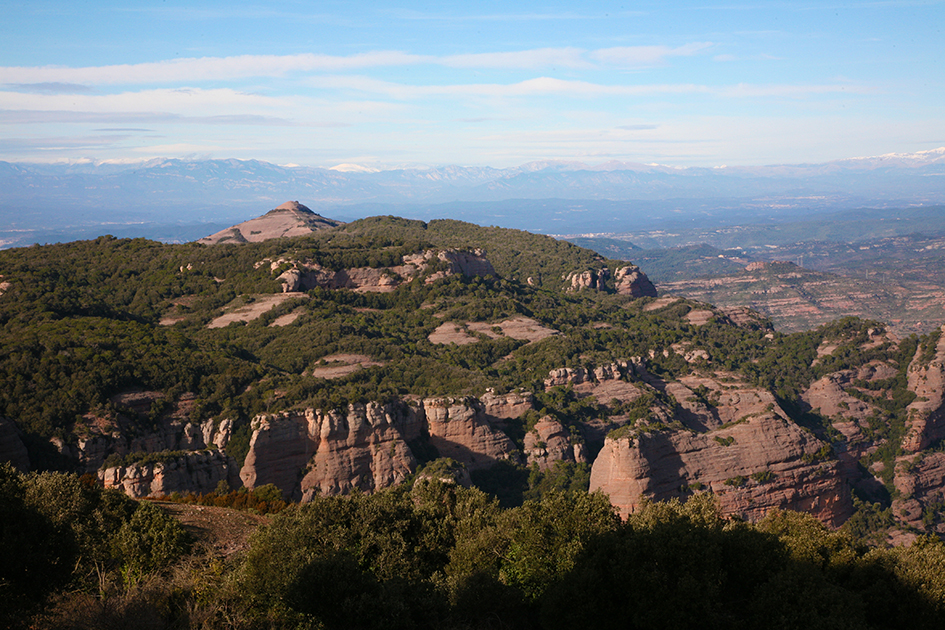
top-left (239, 394), bottom-right (526, 501)
top-left (276, 249), bottom-right (495, 293)
top-left (524, 417), bottom-right (587, 470)
top-left (590, 413), bottom-right (851, 525)
top-left (198, 201), bottom-right (341, 245)
top-left (903, 326), bottom-right (945, 452)
top-left (99, 450), bottom-right (240, 498)
top-left (615, 265), bottom-right (658, 297)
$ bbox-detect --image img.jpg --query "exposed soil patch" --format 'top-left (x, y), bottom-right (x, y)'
top-left (154, 501), bottom-right (269, 557)
top-left (428, 317), bottom-right (559, 345)
top-left (269, 309), bottom-right (303, 327)
top-left (428, 322), bottom-right (479, 345)
top-left (466, 322), bottom-right (505, 339)
top-left (686, 309), bottom-right (716, 326)
top-left (644, 296), bottom-right (680, 311)
top-left (310, 353), bottom-right (386, 379)
top-left (496, 316), bottom-right (558, 342)
top-left (208, 292), bottom-right (308, 329)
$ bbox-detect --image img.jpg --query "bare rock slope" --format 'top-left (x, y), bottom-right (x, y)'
top-left (197, 201), bottom-right (341, 244)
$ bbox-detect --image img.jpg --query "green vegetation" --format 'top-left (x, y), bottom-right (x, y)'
top-left (6, 217), bottom-right (945, 626)
top-left (5, 466), bottom-right (945, 629)
top-left (0, 464), bottom-right (188, 629)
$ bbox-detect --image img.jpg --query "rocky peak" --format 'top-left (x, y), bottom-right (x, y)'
top-left (614, 265), bottom-right (658, 297)
top-left (565, 265), bottom-right (657, 297)
top-left (271, 200), bottom-right (315, 214)
top-left (197, 201), bottom-right (341, 245)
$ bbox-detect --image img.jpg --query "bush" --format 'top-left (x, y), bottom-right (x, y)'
top-left (112, 500), bottom-right (190, 583)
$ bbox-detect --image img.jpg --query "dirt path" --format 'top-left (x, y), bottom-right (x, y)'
top-left (155, 501), bottom-right (270, 557)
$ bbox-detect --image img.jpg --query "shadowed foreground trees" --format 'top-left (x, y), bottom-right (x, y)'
top-left (4, 465), bottom-right (945, 629)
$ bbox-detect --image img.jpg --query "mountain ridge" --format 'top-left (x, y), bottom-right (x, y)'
top-left (3, 148), bottom-right (944, 250)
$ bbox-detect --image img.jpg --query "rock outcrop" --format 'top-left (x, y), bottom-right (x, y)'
top-left (566, 268), bottom-right (610, 291)
top-left (590, 413), bottom-right (851, 526)
top-left (614, 265), bottom-right (658, 297)
top-left (893, 452), bottom-right (945, 534)
top-left (59, 391), bottom-right (234, 477)
top-left (99, 450), bottom-right (241, 498)
top-left (422, 397), bottom-right (521, 471)
top-left (198, 201), bottom-right (341, 245)
top-left (239, 395), bottom-right (526, 500)
top-left (588, 370), bottom-right (855, 526)
top-left (903, 326), bottom-right (945, 452)
top-left (241, 402), bottom-right (421, 501)
top-left (524, 417), bottom-right (587, 470)
top-left (276, 249), bottom-right (495, 293)
top-left (564, 266), bottom-right (657, 297)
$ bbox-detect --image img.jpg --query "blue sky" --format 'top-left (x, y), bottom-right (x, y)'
top-left (1, 1), bottom-right (943, 168)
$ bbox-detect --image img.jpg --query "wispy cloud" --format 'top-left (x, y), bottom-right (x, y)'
top-left (720, 83), bottom-right (877, 97)
top-left (0, 135), bottom-right (132, 151)
top-left (0, 44), bottom-right (715, 86)
top-left (0, 52), bottom-right (429, 85)
top-left (0, 110), bottom-right (295, 125)
top-left (311, 75), bottom-right (711, 99)
top-left (591, 43), bottom-right (714, 66)
top-left (441, 48), bottom-right (591, 70)
top-left (5, 82), bottom-right (96, 94)
top-left (0, 88), bottom-right (290, 115)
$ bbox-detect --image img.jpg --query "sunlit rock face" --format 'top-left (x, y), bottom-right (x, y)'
top-left (99, 450), bottom-right (241, 499)
top-left (239, 394), bottom-right (525, 501)
top-left (590, 412), bottom-right (852, 526)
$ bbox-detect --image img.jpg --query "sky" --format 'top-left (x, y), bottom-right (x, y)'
top-left (1, 0), bottom-right (943, 169)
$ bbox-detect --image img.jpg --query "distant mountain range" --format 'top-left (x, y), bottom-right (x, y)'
top-left (1, 148), bottom-right (943, 248)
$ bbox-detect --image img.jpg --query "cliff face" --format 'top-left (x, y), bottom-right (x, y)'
top-left (63, 391), bottom-right (233, 474)
top-left (277, 249), bottom-right (495, 293)
top-left (588, 370), bottom-right (853, 525)
top-left (524, 417), bottom-right (587, 470)
top-left (241, 402), bottom-right (421, 501)
top-left (99, 450), bottom-right (241, 499)
top-left (239, 395), bottom-right (525, 501)
top-left (893, 452), bottom-right (945, 535)
top-left (564, 265), bottom-right (657, 298)
top-left (421, 397), bottom-right (520, 470)
top-left (903, 326), bottom-right (945, 453)
top-left (48, 327), bottom-right (945, 535)
top-left (590, 415), bottom-right (849, 525)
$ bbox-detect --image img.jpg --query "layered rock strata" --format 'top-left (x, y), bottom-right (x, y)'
top-left (277, 249), bottom-right (495, 293)
top-left (240, 395), bottom-right (525, 501)
top-left (99, 450), bottom-right (240, 499)
top-left (590, 413), bottom-right (851, 525)
top-left (903, 326), bottom-right (945, 452)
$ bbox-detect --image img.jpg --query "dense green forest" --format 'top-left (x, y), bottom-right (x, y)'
top-left (0, 220), bottom-right (910, 451)
top-left (4, 464), bottom-right (945, 630)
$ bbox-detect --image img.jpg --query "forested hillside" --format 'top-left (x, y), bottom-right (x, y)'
top-left (2, 216), bottom-right (945, 548)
